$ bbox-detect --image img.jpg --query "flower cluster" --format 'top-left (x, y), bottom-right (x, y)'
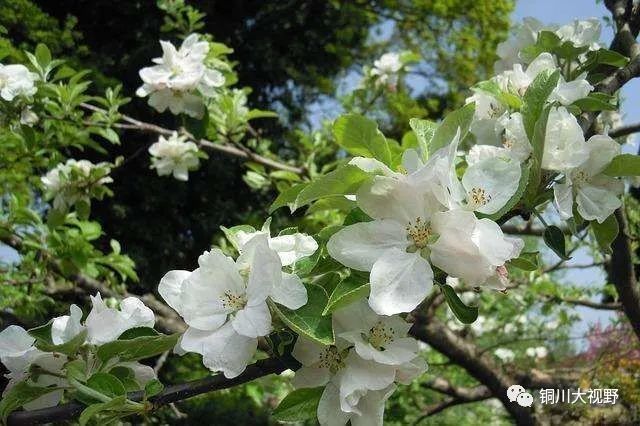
top-left (0, 63), bottom-right (38, 101)
top-left (159, 227), bottom-right (317, 378)
top-left (370, 52), bottom-right (403, 86)
top-left (292, 300), bottom-right (425, 425)
top-left (136, 34), bottom-right (225, 118)
top-left (41, 159), bottom-right (113, 211)
top-left (148, 131), bottom-right (201, 181)
top-left (328, 136), bottom-right (524, 315)
top-left (0, 294), bottom-right (156, 410)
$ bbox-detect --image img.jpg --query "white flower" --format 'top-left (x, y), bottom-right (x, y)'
top-left (41, 159), bottom-right (113, 210)
top-left (495, 17), bottom-right (545, 72)
top-left (502, 53), bottom-right (593, 105)
top-left (232, 220), bottom-right (319, 267)
top-left (51, 304), bottom-right (85, 345)
top-left (333, 300), bottom-right (420, 366)
top-left (525, 346), bottom-right (548, 358)
top-left (317, 382), bottom-right (396, 426)
top-left (85, 293), bottom-right (155, 345)
top-left (20, 107), bottom-right (39, 126)
top-left (148, 132), bottom-right (200, 181)
top-left (494, 348), bottom-right (515, 363)
top-left (371, 52), bottom-right (403, 85)
top-left (556, 18), bottom-right (601, 50)
top-left (136, 34), bottom-right (225, 118)
top-left (0, 63), bottom-right (38, 101)
top-left (158, 234), bottom-right (288, 378)
top-left (466, 91), bottom-right (506, 146)
top-left (542, 106), bottom-right (589, 171)
top-left (330, 139), bottom-right (522, 314)
top-left (553, 134), bottom-right (623, 223)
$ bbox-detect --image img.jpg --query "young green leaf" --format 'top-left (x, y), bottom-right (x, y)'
top-left (96, 333), bottom-right (179, 363)
top-left (603, 154), bottom-right (640, 176)
top-left (440, 284), bottom-right (478, 324)
top-left (271, 284), bottom-right (334, 345)
top-left (323, 277), bottom-right (370, 315)
top-left (333, 114), bottom-right (392, 165)
top-left (272, 387), bottom-right (324, 422)
top-left (86, 373), bottom-right (126, 398)
top-left (0, 382), bottom-right (59, 422)
top-left (78, 396), bottom-right (128, 426)
top-left (409, 118), bottom-right (437, 161)
top-left (543, 225), bottom-right (570, 260)
top-left (521, 69), bottom-right (560, 140)
top-left (144, 379), bottom-right (165, 398)
top-left (429, 103), bottom-right (475, 155)
top-left (591, 214), bottom-right (619, 253)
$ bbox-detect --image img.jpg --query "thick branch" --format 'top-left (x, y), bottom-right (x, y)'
top-left (609, 122), bottom-right (640, 138)
top-left (610, 208), bottom-right (640, 341)
top-left (7, 355), bottom-right (298, 426)
top-left (80, 103), bottom-right (305, 175)
top-left (409, 316), bottom-right (535, 425)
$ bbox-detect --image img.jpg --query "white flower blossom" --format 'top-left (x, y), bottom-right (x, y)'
top-left (148, 132), bottom-right (200, 181)
top-left (555, 18), bottom-right (601, 50)
top-left (542, 106), bottom-right (589, 171)
top-left (495, 17), bottom-right (545, 72)
top-left (371, 52), bottom-right (403, 86)
top-left (159, 234), bottom-right (295, 378)
top-left (85, 293), bottom-right (155, 345)
top-left (494, 348), bottom-right (515, 363)
top-left (41, 159), bottom-right (113, 210)
top-left (525, 346), bottom-right (548, 358)
top-left (136, 34), bottom-right (225, 118)
top-left (553, 134), bottom-right (623, 223)
top-left (0, 63), bottom-right (38, 101)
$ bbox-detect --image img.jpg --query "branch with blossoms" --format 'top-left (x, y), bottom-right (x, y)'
top-left (2, 1), bottom-right (640, 425)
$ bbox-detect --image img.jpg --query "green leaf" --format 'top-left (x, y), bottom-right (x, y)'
top-left (288, 165), bottom-right (370, 212)
top-left (440, 284), bottom-right (478, 324)
top-left (603, 154), bottom-right (640, 176)
top-left (117, 327), bottom-right (159, 340)
top-left (0, 382), bottom-right (59, 422)
top-left (543, 225), bottom-right (570, 260)
top-left (35, 43), bottom-right (52, 67)
top-left (430, 103), bottom-right (475, 155)
top-left (220, 224), bottom-right (257, 250)
top-left (144, 379), bottom-right (164, 398)
top-left (78, 396), bottom-right (127, 426)
top-left (592, 214), bottom-right (619, 253)
top-left (35, 329), bottom-right (88, 356)
top-left (86, 373), bottom-right (126, 398)
top-left (508, 252), bottom-right (539, 271)
top-left (97, 333), bottom-right (179, 363)
top-left (333, 114), bottom-right (391, 165)
top-left (28, 320), bottom-right (54, 345)
top-left (272, 386), bottom-right (324, 422)
top-left (585, 48), bottom-right (629, 68)
top-left (521, 69), bottom-right (560, 141)
top-left (46, 207), bottom-right (67, 228)
top-left (523, 106), bottom-right (552, 206)
top-left (323, 277), bottom-right (370, 315)
top-left (343, 207), bottom-right (372, 226)
top-left (247, 109), bottom-right (279, 120)
top-left (271, 284), bottom-right (334, 345)
top-left (272, 387), bottom-right (324, 422)
top-left (409, 118), bottom-right (437, 160)
top-left (473, 80), bottom-right (523, 109)
top-left (269, 183), bottom-right (307, 213)
top-left (572, 93), bottom-right (617, 111)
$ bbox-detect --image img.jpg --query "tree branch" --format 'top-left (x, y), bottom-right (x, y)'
top-left (609, 207), bottom-right (640, 341)
top-left (7, 355), bottom-right (298, 426)
top-left (409, 315), bottom-right (535, 425)
top-left (80, 103), bottom-right (305, 175)
top-left (542, 294), bottom-right (621, 311)
top-left (609, 122), bottom-right (640, 138)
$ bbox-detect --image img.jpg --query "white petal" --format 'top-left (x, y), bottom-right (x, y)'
top-left (51, 304), bottom-right (84, 345)
top-left (554, 182), bottom-right (574, 220)
top-left (462, 156), bottom-right (521, 214)
top-left (356, 176), bottom-right (435, 223)
top-left (339, 352), bottom-right (396, 412)
top-left (348, 157), bottom-right (396, 177)
top-left (292, 336), bottom-right (324, 366)
top-left (240, 234), bottom-right (281, 305)
top-left (269, 233), bottom-right (318, 266)
top-left (0, 325), bottom-right (34, 358)
top-left (232, 303), bottom-right (271, 338)
top-left (291, 365), bottom-right (331, 389)
top-left (552, 75), bottom-right (593, 105)
top-left (200, 323), bottom-right (258, 378)
top-left (157, 270), bottom-right (191, 313)
top-left (576, 179), bottom-right (623, 223)
top-left (317, 382), bottom-right (351, 426)
top-left (350, 384), bottom-right (396, 426)
top-left (582, 135), bottom-right (621, 175)
top-left (542, 107), bottom-right (589, 171)
top-left (395, 356), bottom-right (428, 384)
top-left (473, 219), bottom-right (523, 266)
top-left (369, 249), bottom-right (433, 316)
top-left (120, 297), bottom-right (155, 329)
top-left (327, 220), bottom-right (406, 271)
top-left (271, 272), bottom-right (307, 309)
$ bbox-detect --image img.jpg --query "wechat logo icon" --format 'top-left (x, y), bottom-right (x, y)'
top-left (507, 384), bottom-right (533, 407)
